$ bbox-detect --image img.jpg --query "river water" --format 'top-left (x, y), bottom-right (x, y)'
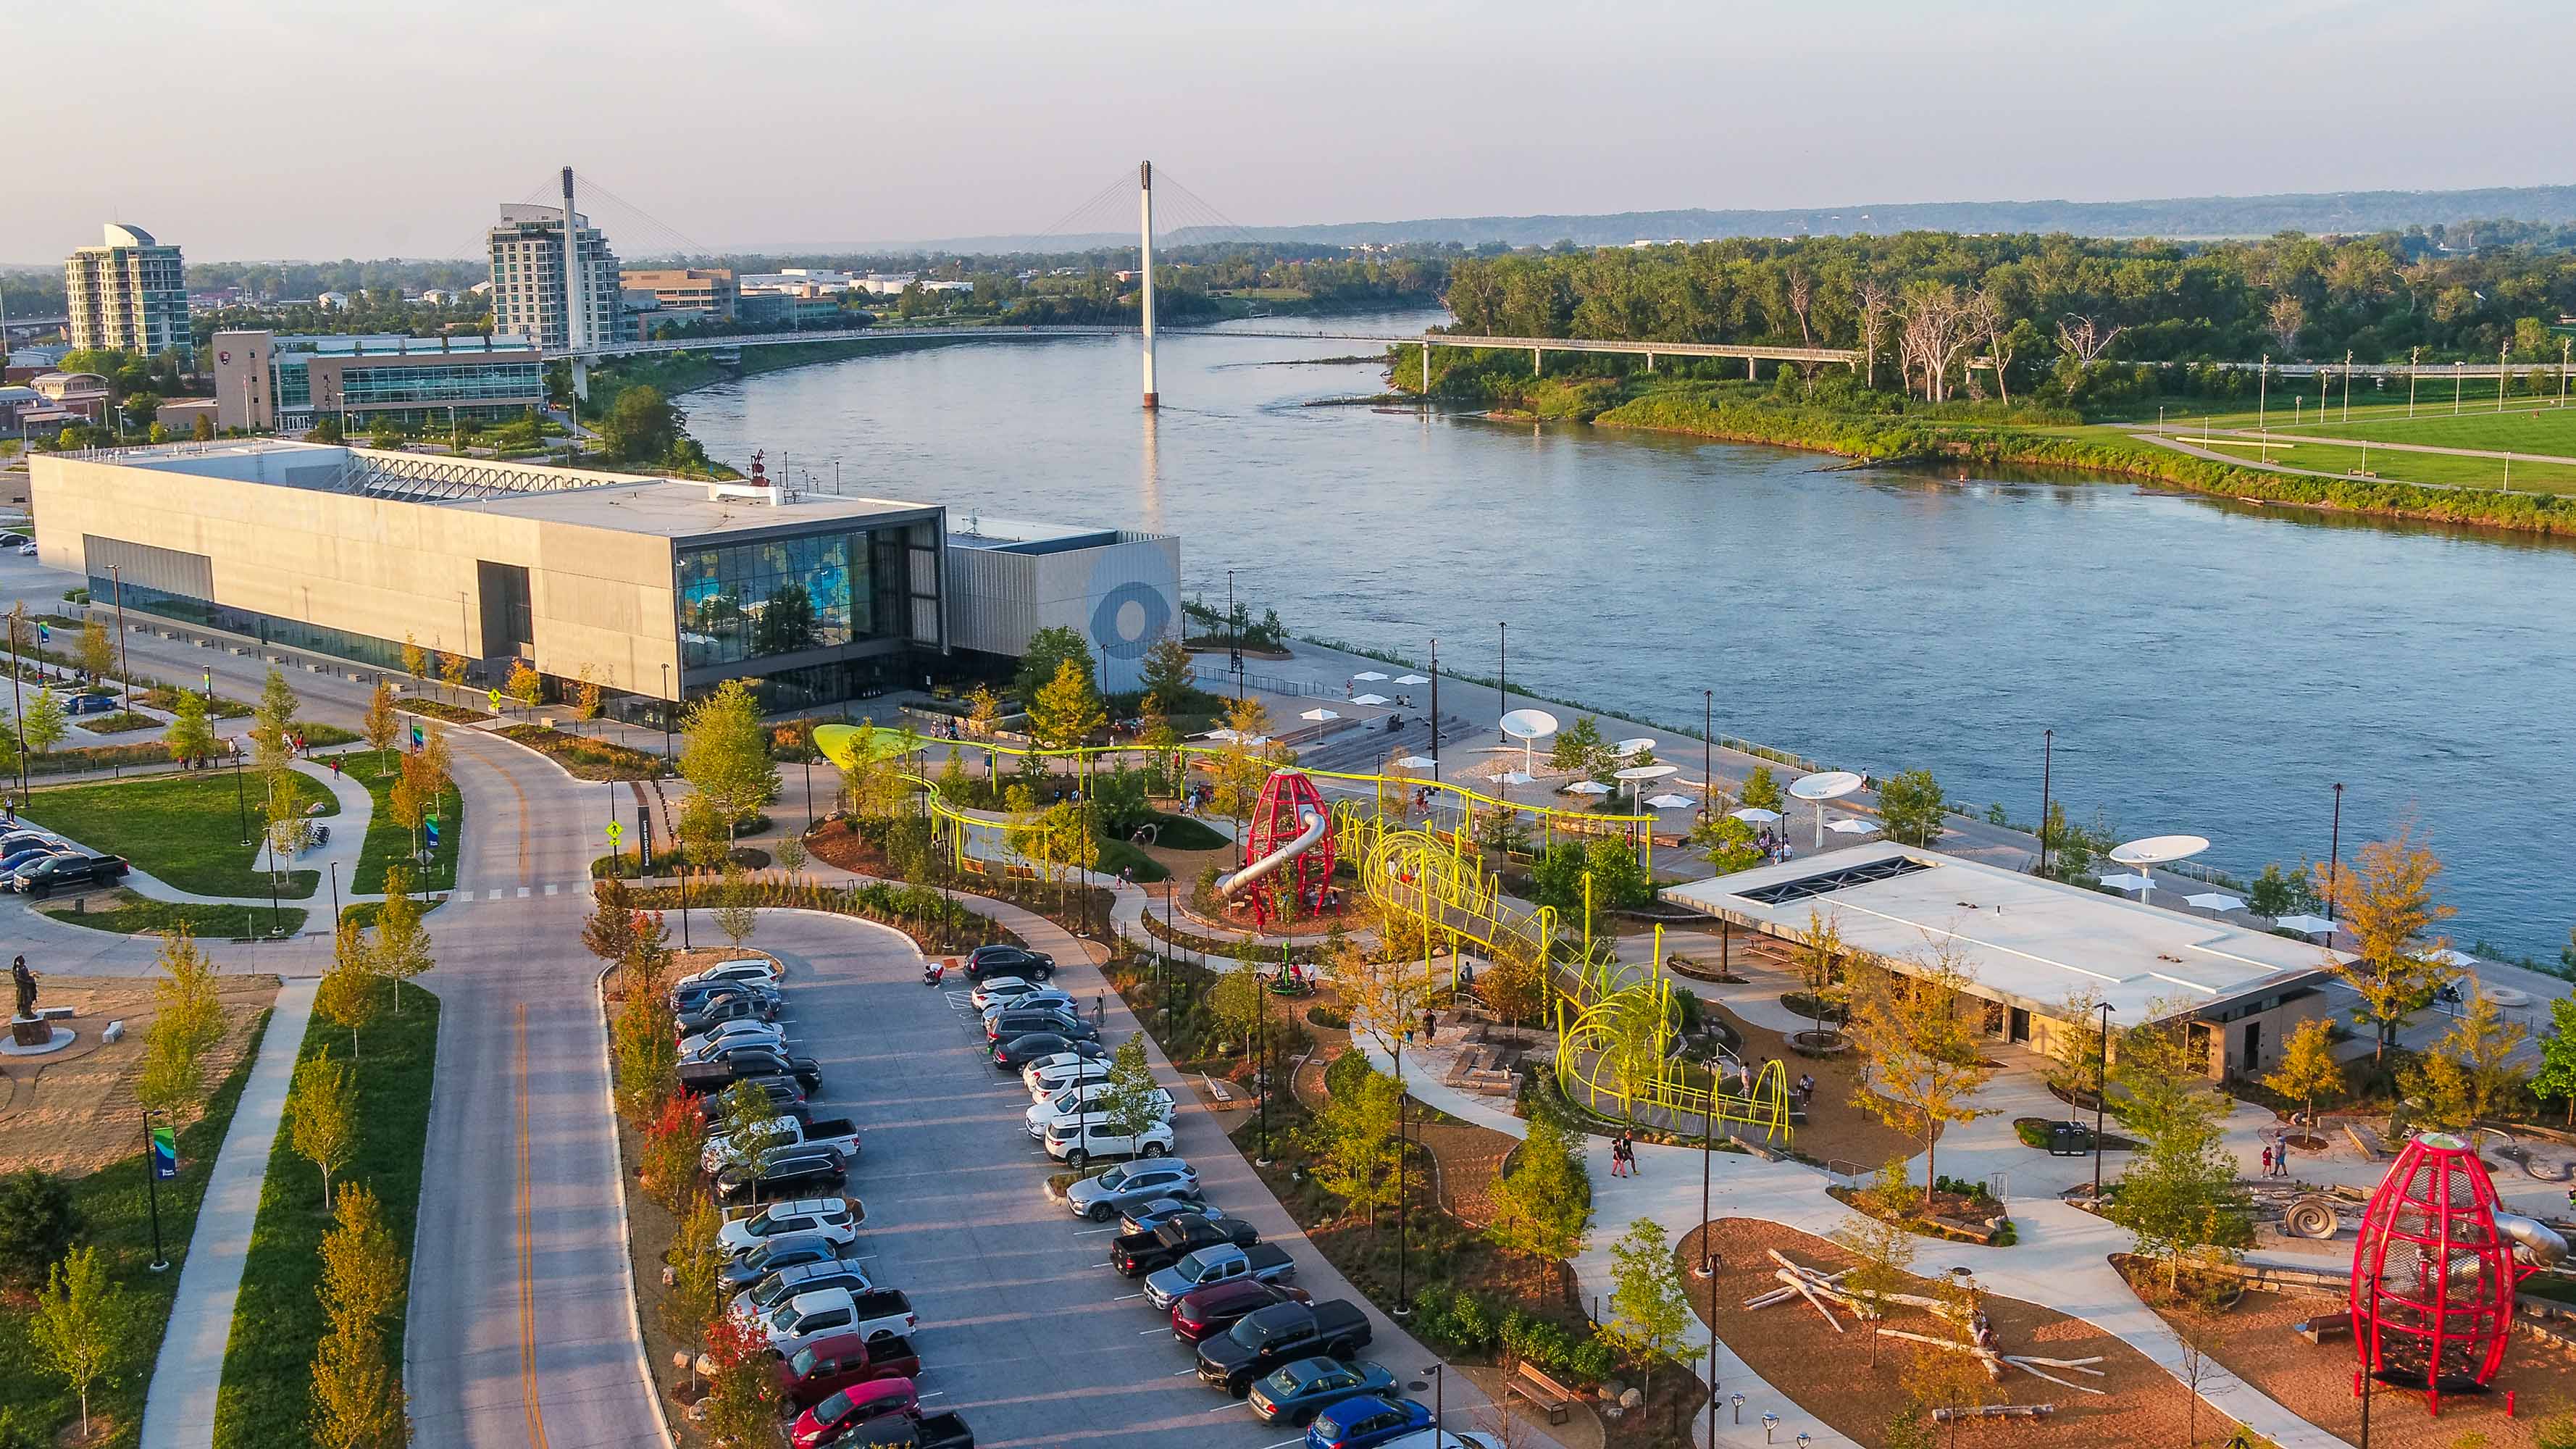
top-left (682, 309), bottom-right (2574, 961)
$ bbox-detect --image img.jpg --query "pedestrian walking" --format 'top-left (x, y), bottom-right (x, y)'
top-left (328, 755), bottom-right (342, 778)
top-left (1093, 994), bottom-right (1106, 1027)
top-left (1421, 1009), bottom-right (1437, 1043)
top-left (2260, 1144), bottom-right (2274, 1177)
top-left (1608, 1137), bottom-right (1626, 1177)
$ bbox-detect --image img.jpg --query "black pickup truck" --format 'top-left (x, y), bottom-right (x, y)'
top-left (679, 1048), bottom-right (822, 1093)
top-left (1110, 1215), bottom-right (1258, 1277)
top-left (1195, 1298), bottom-right (1372, 1395)
top-left (10, 852), bottom-right (129, 898)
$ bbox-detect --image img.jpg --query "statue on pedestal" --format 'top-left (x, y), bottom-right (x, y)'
top-left (9, 956), bottom-right (47, 1048)
top-left (10, 956), bottom-right (33, 1020)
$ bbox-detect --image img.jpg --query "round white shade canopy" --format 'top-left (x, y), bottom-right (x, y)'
top-left (1613, 764), bottom-right (1679, 781)
top-left (2109, 834), bottom-right (2211, 867)
top-left (1644, 793), bottom-right (1697, 809)
top-left (1499, 709), bottom-right (1560, 742)
top-left (1789, 770), bottom-right (1865, 802)
top-left (1825, 818), bottom-right (1878, 835)
top-left (1731, 807), bottom-right (1782, 823)
top-left (1299, 708), bottom-right (1339, 721)
top-left (1613, 737), bottom-right (1660, 755)
top-left (1391, 675), bottom-right (1431, 685)
top-left (1350, 693), bottom-right (1392, 706)
top-left (1564, 780), bottom-right (1613, 796)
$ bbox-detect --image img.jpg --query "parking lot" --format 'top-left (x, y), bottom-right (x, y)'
top-left (746, 911), bottom-right (1448, 1449)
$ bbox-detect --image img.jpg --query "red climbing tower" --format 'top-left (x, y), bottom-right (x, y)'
top-left (1238, 769), bottom-right (1336, 927)
top-left (2351, 1132), bottom-right (2523, 1411)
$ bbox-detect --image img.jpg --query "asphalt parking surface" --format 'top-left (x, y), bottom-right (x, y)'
top-left (761, 913), bottom-right (1364, 1449)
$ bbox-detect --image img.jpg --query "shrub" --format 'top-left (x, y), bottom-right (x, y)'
top-left (1567, 1333), bottom-right (1618, 1383)
top-left (0, 1170), bottom-right (82, 1288)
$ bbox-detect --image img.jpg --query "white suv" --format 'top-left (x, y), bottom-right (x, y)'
top-left (1045, 1116), bottom-right (1174, 1166)
top-left (677, 958), bottom-right (780, 993)
top-left (1026, 1084), bottom-right (1174, 1140)
top-left (1023, 1054), bottom-right (1112, 1099)
top-left (716, 1196), bottom-right (860, 1257)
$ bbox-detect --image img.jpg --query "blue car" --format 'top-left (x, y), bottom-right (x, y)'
top-left (62, 693), bottom-right (118, 716)
top-left (1305, 1395), bottom-right (1431, 1449)
top-left (0, 845), bottom-right (65, 875)
top-left (1250, 1357), bottom-right (1398, 1426)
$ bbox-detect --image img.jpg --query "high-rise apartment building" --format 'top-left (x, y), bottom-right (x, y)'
top-left (486, 204), bottom-right (620, 354)
top-left (64, 223), bottom-right (189, 356)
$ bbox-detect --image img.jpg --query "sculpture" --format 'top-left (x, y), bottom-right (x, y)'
top-left (10, 956), bottom-right (33, 1019)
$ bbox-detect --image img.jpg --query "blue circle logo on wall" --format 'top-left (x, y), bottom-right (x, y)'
top-left (1091, 582), bottom-right (1169, 661)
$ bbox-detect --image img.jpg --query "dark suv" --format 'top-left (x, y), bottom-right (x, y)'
top-left (965, 945), bottom-right (1054, 982)
top-left (717, 1147), bottom-right (850, 1203)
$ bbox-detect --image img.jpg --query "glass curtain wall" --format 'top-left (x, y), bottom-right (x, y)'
top-left (677, 529), bottom-right (882, 671)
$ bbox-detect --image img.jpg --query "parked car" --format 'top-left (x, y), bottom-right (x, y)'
top-left (1145, 1243), bottom-right (1296, 1309)
top-left (1304, 1395), bottom-right (1431, 1449)
top-left (777, 1331), bottom-right (924, 1413)
top-left (0, 533), bottom-right (27, 546)
top-left (963, 944), bottom-right (1053, 981)
top-left (719, 1197), bottom-right (862, 1256)
top-left (673, 977), bottom-right (783, 1013)
top-left (703, 1116), bottom-right (860, 1175)
top-left (1044, 1116), bottom-right (1172, 1167)
top-left (984, 1007), bottom-right (1095, 1043)
top-left (1028, 1084), bottom-right (1172, 1140)
top-left (1195, 1299), bottom-right (1374, 1395)
top-left (827, 1411), bottom-right (972, 1449)
top-left (1249, 1358), bottom-right (1401, 1427)
top-left (720, 1229), bottom-right (851, 1291)
top-left (701, 1077), bottom-right (810, 1127)
top-left (758, 1287), bottom-right (916, 1352)
top-left (1120, 1198), bottom-right (1224, 1236)
top-left (0, 830), bottom-right (61, 857)
top-left (0, 844), bottom-right (70, 876)
top-left (677, 991), bottom-right (782, 1035)
top-left (979, 992), bottom-right (1076, 1026)
top-left (1171, 1278), bottom-right (1313, 1344)
top-left (716, 1147), bottom-right (849, 1203)
top-left (690, 1037), bottom-right (815, 1072)
top-left (732, 1261), bottom-right (876, 1324)
top-left (967, 975), bottom-right (1045, 1012)
top-left (1023, 1054), bottom-right (1113, 1098)
top-left (1063, 1159), bottom-right (1199, 1222)
top-left (1375, 1432), bottom-right (1503, 1449)
top-left (993, 1034), bottom-right (1105, 1071)
top-left (681, 1017), bottom-right (785, 1056)
top-left (790, 1376), bottom-right (916, 1449)
top-left (11, 852), bottom-right (127, 897)
top-left (62, 693), bottom-right (118, 716)
top-left (680, 1048), bottom-right (822, 1093)
top-left (1111, 1214), bottom-right (1258, 1277)
top-left (677, 957), bottom-right (781, 993)
top-left (12, 543), bottom-right (33, 558)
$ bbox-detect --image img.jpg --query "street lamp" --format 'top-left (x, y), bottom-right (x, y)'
top-left (109, 564), bottom-right (131, 712)
top-left (2036, 728), bottom-right (2053, 877)
top-left (2094, 1002), bottom-right (2116, 1199)
top-left (1696, 1085), bottom-right (1715, 1277)
top-left (2328, 782), bottom-right (2344, 924)
top-left (1419, 1364), bottom-right (1444, 1430)
top-left (1702, 688), bottom-right (1714, 822)
top-left (1393, 1090), bottom-right (1410, 1316)
top-left (232, 741), bottom-right (248, 845)
top-left (660, 662), bottom-right (673, 758)
top-left (1496, 622), bottom-right (1508, 741)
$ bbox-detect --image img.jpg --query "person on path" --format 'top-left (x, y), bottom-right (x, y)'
top-left (328, 755), bottom-right (342, 778)
top-left (1607, 1137), bottom-right (1626, 1177)
top-left (1093, 995), bottom-right (1106, 1027)
top-left (2260, 1144), bottom-right (2273, 1177)
top-left (1421, 1009), bottom-right (1437, 1043)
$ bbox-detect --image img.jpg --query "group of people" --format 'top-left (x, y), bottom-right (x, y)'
top-left (1752, 828), bottom-right (1797, 865)
top-left (2257, 1140), bottom-right (2293, 1177)
top-left (1607, 1129), bottom-right (1642, 1177)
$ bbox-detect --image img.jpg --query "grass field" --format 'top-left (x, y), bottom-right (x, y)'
top-left (38, 890), bottom-right (309, 939)
top-left (344, 748), bottom-right (462, 895)
top-left (212, 982), bottom-right (438, 1449)
top-left (20, 771), bottom-right (335, 899)
top-left (0, 1011), bottom-right (273, 1448)
top-left (2115, 396), bottom-right (2576, 449)
top-left (2173, 433), bottom-right (2576, 490)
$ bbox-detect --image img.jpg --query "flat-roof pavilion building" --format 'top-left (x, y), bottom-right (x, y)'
top-left (1660, 843), bottom-right (2343, 1081)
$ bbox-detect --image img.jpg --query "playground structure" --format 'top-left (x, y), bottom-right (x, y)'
top-left (1216, 769), bottom-right (1337, 927)
top-left (1553, 929), bottom-right (1794, 1143)
top-left (2350, 1132), bottom-right (2569, 1412)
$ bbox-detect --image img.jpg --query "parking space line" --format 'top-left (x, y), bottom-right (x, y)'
top-left (1139, 1327), bottom-right (1170, 1335)
top-left (1115, 1291), bottom-right (1147, 1300)
top-left (1170, 1368), bottom-right (1197, 1377)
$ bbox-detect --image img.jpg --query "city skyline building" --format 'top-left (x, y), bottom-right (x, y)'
top-left (486, 204), bottom-right (620, 353)
top-left (64, 222), bottom-right (188, 356)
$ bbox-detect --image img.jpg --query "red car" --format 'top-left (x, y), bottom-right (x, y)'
top-left (1171, 1276), bottom-right (1312, 1342)
top-left (776, 1332), bottom-right (922, 1413)
top-left (791, 1377), bottom-right (916, 1449)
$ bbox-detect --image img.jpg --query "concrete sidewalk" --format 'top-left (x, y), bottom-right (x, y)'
top-left (138, 976), bottom-right (319, 1449)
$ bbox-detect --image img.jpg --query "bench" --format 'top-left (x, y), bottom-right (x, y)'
top-left (1509, 1362), bottom-right (1574, 1424)
top-left (2345, 1123), bottom-right (2385, 1161)
top-left (1202, 1075), bottom-right (1239, 1108)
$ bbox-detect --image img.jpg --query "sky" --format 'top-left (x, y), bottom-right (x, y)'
top-left (7, 0), bottom-right (2562, 263)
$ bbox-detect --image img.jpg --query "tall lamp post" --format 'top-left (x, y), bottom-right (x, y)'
top-left (660, 662), bottom-right (674, 758)
top-left (109, 564), bottom-right (132, 711)
top-left (2036, 728), bottom-right (2053, 877)
top-left (1427, 638), bottom-right (1439, 782)
top-left (7, 604), bottom-right (28, 801)
top-left (1496, 622), bottom-right (1509, 741)
top-left (1421, 1363), bottom-right (1445, 1432)
top-left (1253, 953), bottom-right (1271, 1166)
top-left (1392, 1090), bottom-right (1410, 1316)
top-left (2093, 1002), bottom-right (2116, 1199)
top-left (2327, 782), bottom-right (2344, 924)
top-left (1226, 568), bottom-right (1242, 700)
top-left (1695, 1085), bottom-right (1715, 1277)
top-left (141, 1107), bottom-right (174, 1271)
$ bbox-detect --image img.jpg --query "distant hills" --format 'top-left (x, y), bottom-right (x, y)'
top-left (895, 183), bottom-right (2576, 254)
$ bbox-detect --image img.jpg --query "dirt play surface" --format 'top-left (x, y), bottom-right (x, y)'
top-left (1707, 1003), bottom-right (1923, 1170)
top-left (0, 972), bottom-right (280, 1176)
top-left (2136, 1281), bottom-right (2576, 1448)
top-left (1679, 1218), bottom-right (2239, 1449)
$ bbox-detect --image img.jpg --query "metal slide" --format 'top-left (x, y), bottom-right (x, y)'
top-left (1215, 806), bottom-right (1328, 899)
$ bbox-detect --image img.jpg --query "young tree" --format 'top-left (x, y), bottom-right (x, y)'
top-left (569, 665), bottom-right (601, 733)
top-left (662, 1192), bottom-right (728, 1388)
top-left (637, 1094), bottom-right (704, 1214)
top-left (1206, 696), bottom-right (1279, 835)
top-left (2314, 827), bottom-right (2456, 1058)
top-left (136, 929), bottom-right (227, 1117)
top-left (1738, 764), bottom-right (1783, 812)
top-left (1098, 1036), bottom-right (1163, 1140)
top-left (435, 651), bottom-right (468, 695)
top-left (369, 869), bottom-right (432, 1012)
top-left (167, 687), bottom-right (218, 767)
top-left (76, 618), bottom-right (114, 682)
top-left (317, 924), bottom-right (383, 1061)
top-left (1011, 625), bottom-right (1095, 705)
top-left (599, 384), bottom-right (682, 463)
top-left (2262, 1017), bottom-right (2345, 1127)
top-left (1688, 811), bottom-right (1762, 874)
top-left (2044, 988), bottom-right (2109, 1108)
top-left (1599, 1217), bottom-right (1691, 1398)
top-left (695, 1301), bottom-right (785, 1441)
top-left (30, 1245), bottom-right (125, 1440)
top-left (773, 833), bottom-right (807, 878)
top-left (1304, 1053), bottom-right (1404, 1227)
top-left (252, 667), bottom-right (300, 774)
top-left (308, 1321), bottom-right (407, 1449)
top-left (1476, 945), bottom-right (1548, 1027)
top-left (678, 679), bottom-right (778, 838)
top-left (1548, 715), bottom-right (1607, 776)
top-left (1139, 635), bottom-right (1195, 714)
top-left (400, 634), bottom-right (427, 684)
top-left (1899, 1290), bottom-right (1999, 1446)
top-left (2112, 1016), bottom-right (2250, 1290)
top-left (581, 876), bottom-right (639, 965)
top-left (1875, 769), bottom-right (1948, 846)
top-left (2533, 995), bottom-right (2576, 1127)
top-left (1791, 908), bottom-right (1849, 1038)
top-left (2404, 987), bottom-right (2528, 1133)
top-left (1484, 1114), bottom-right (1591, 1295)
top-left (317, 1182), bottom-right (407, 1337)
top-left (706, 1080), bottom-right (785, 1177)
top-left (504, 658), bottom-right (543, 711)
top-left (711, 861), bottom-right (759, 948)
top-left (2246, 861), bottom-right (2317, 920)
top-left (289, 1053), bottom-right (361, 1208)
top-left (21, 688), bottom-right (67, 756)
top-left (1026, 656), bottom-right (1106, 753)
top-left (361, 680), bottom-right (399, 767)
top-left (1832, 1159), bottom-right (1919, 1364)
top-left (964, 683), bottom-right (1003, 740)
top-left (1844, 951), bottom-right (1991, 1214)
top-left (1208, 960), bottom-right (1268, 1061)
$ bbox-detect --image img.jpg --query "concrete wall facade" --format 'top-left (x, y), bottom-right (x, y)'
top-left (30, 450), bottom-right (682, 695)
top-left (946, 532), bottom-right (1179, 693)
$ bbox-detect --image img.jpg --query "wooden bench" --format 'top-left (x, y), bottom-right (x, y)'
top-left (1202, 1075), bottom-right (1239, 1108)
top-left (1509, 1362), bottom-right (1574, 1424)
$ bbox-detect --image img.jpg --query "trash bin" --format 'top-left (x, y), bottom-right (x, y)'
top-left (2049, 1122), bottom-right (2093, 1157)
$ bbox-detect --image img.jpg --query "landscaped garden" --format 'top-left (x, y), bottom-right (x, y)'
top-left (19, 769), bottom-right (335, 898)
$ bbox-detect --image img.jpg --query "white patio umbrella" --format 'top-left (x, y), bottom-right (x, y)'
top-left (1391, 675), bottom-right (1431, 686)
top-left (1730, 807), bottom-right (1781, 824)
top-left (2184, 891), bottom-right (2248, 912)
top-left (2098, 872), bottom-right (2154, 894)
top-left (1565, 780), bottom-right (1613, 796)
top-left (1299, 707), bottom-right (1339, 722)
top-left (1391, 755), bottom-right (1435, 769)
top-left (1205, 727), bottom-right (1242, 743)
top-left (1825, 818), bottom-right (1878, 835)
top-left (1350, 671), bottom-right (1389, 682)
top-left (2273, 913), bottom-right (2338, 936)
top-left (1351, 693), bottom-right (1392, 706)
top-left (2432, 948), bottom-right (2479, 968)
top-left (1644, 793), bottom-right (1697, 809)
top-left (1497, 770), bottom-right (1536, 785)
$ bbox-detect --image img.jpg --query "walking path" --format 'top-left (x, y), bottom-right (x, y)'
top-left (137, 977), bottom-right (317, 1449)
top-left (2205, 425), bottom-right (2576, 466)
top-left (2136, 432), bottom-right (2496, 494)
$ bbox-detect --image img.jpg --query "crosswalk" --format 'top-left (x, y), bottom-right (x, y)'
top-left (440, 882), bottom-right (588, 902)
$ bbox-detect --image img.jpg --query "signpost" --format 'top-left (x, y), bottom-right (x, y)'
top-left (143, 1114), bottom-right (175, 1271)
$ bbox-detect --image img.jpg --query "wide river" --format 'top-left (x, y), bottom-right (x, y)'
top-left (685, 309), bottom-right (2572, 961)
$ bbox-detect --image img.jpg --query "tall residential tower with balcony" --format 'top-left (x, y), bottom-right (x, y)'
top-left (64, 223), bottom-right (189, 356)
top-left (486, 205), bottom-right (620, 353)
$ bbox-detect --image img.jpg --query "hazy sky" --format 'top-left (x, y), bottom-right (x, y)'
top-left (9, 0), bottom-right (2559, 262)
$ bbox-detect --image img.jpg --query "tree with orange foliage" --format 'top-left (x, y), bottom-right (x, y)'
top-left (2312, 824), bottom-right (2456, 1059)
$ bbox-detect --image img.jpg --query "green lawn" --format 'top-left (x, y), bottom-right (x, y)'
top-left (337, 897), bottom-right (444, 931)
top-left (2186, 435), bottom-right (2576, 491)
top-left (1095, 838), bottom-right (1170, 883)
top-left (0, 1009), bottom-right (273, 1448)
top-left (2290, 404), bottom-right (2576, 456)
top-left (19, 771), bottom-right (334, 899)
top-left (212, 982), bottom-right (438, 1449)
top-left (345, 749), bottom-right (462, 895)
top-left (1146, 811), bottom-right (1230, 851)
top-left (38, 890), bottom-right (307, 939)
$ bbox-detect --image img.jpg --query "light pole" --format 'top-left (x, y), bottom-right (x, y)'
top-left (2037, 728), bottom-right (2053, 878)
top-left (660, 662), bottom-right (673, 758)
top-left (1496, 622), bottom-right (1508, 741)
top-left (1702, 690), bottom-right (1714, 821)
top-left (2257, 354), bottom-right (2267, 431)
top-left (7, 604), bottom-right (27, 801)
top-left (1427, 638), bottom-right (1439, 782)
top-left (1393, 1090), bottom-right (1410, 1316)
top-left (141, 1107), bottom-right (172, 1271)
top-left (2328, 782), bottom-right (2344, 924)
top-left (330, 859), bottom-right (340, 924)
top-left (2093, 1002), bottom-right (2115, 1199)
top-left (2409, 347), bottom-right (2420, 418)
top-left (1253, 957), bottom-right (1271, 1166)
top-left (1421, 1363), bottom-right (1444, 1431)
top-left (109, 564), bottom-right (131, 711)
top-left (233, 742), bottom-right (248, 845)
top-left (1695, 1086), bottom-right (1715, 1277)
top-left (1225, 568), bottom-right (1242, 700)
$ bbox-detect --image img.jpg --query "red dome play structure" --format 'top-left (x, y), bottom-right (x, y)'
top-left (1218, 770), bottom-right (1336, 928)
top-left (2349, 1132), bottom-right (2550, 1411)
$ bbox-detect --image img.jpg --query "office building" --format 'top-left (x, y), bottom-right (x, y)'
top-left (211, 333), bottom-right (544, 433)
top-left (486, 204), bottom-right (621, 353)
top-left (620, 267), bottom-right (737, 324)
top-left (28, 443), bottom-right (1184, 718)
top-left (64, 223), bottom-right (188, 356)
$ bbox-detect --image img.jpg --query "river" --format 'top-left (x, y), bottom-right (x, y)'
top-left (681, 309), bottom-right (2574, 962)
